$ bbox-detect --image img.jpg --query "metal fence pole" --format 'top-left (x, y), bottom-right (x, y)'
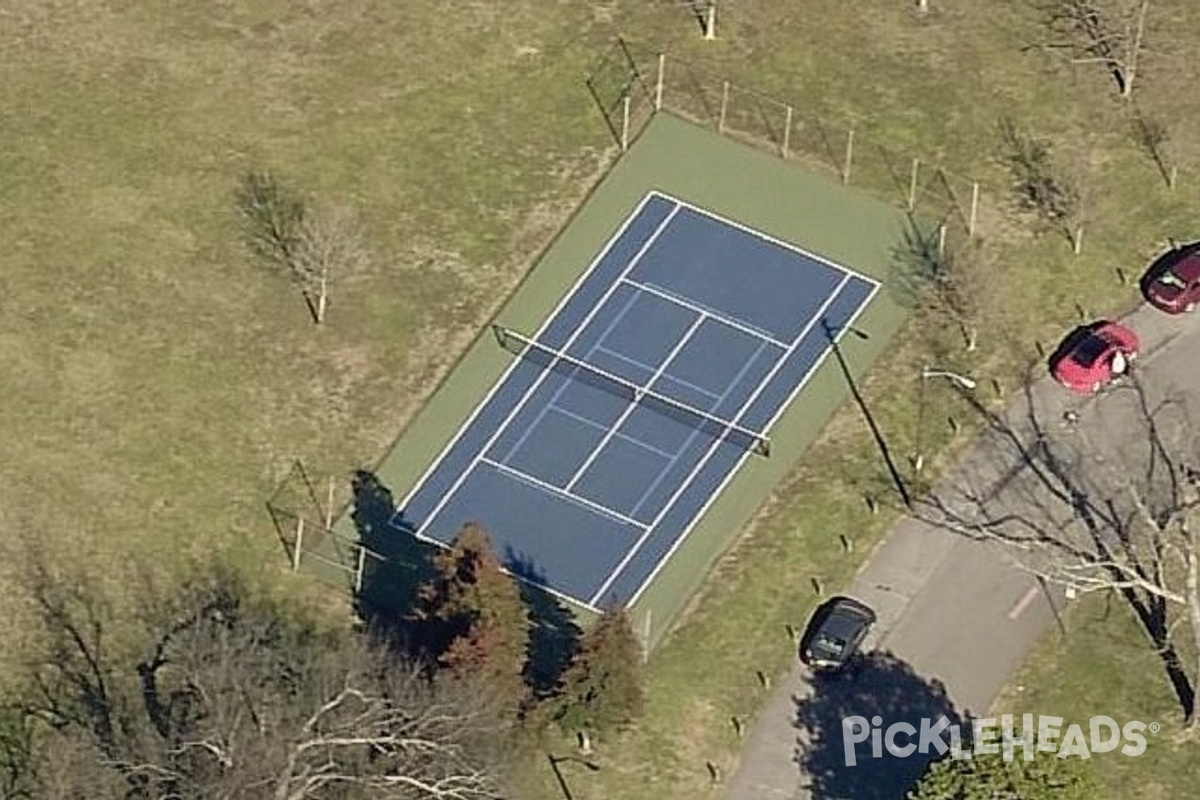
top-left (655, 53), bottom-right (665, 111)
top-left (292, 517), bottom-right (305, 572)
top-left (908, 158), bottom-right (920, 211)
top-left (354, 547), bottom-right (367, 592)
top-left (621, 94), bottom-right (631, 151)
top-left (718, 81), bottom-right (730, 134)
top-left (968, 181), bottom-right (980, 236)
top-left (782, 105), bottom-right (793, 158)
top-left (842, 128), bottom-right (855, 184)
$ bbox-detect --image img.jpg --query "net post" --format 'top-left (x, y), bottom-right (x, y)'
top-left (491, 323), bottom-right (508, 348)
top-left (718, 81), bottom-right (729, 134)
top-left (654, 53), bottom-right (665, 111)
top-left (292, 517), bottom-right (305, 572)
top-left (782, 105), bottom-right (793, 158)
top-left (621, 94), bottom-right (631, 151)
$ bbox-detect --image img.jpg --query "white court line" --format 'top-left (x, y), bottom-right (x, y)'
top-left (565, 311), bottom-right (708, 492)
top-left (645, 189), bottom-right (883, 290)
top-left (497, 288), bottom-right (642, 465)
top-left (627, 277), bottom-right (881, 607)
top-left (628, 336), bottom-right (772, 521)
top-left (620, 277), bottom-right (790, 349)
top-left (591, 272), bottom-right (855, 606)
top-left (548, 404), bottom-right (677, 460)
top-left (593, 345), bottom-right (723, 402)
top-left (409, 203), bottom-right (683, 541)
top-left (392, 192), bottom-right (670, 521)
top-left (480, 457), bottom-right (649, 531)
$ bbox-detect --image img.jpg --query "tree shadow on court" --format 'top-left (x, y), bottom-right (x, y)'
top-left (794, 650), bottom-right (968, 800)
top-left (349, 469), bottom-right (439, 650)
top-left (505, 547), bottom-right (583, 699)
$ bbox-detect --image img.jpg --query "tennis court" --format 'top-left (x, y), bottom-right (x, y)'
top-left (393, 191), bottom-right (878, 609)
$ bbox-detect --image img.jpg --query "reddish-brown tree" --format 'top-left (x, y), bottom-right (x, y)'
top-left (418, 524), bottom-right (531, 708)
top-left (553, 606), bottom-right (644, 739)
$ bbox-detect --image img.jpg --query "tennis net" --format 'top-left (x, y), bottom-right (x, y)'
top-left (492, 324), bottom-right (771, 457)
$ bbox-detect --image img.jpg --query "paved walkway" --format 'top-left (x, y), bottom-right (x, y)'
top-left (724, 301), bottom-right (1198, 799)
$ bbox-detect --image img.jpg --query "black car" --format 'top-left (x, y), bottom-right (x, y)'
top-left (800, 596), bottom-right (877, 670)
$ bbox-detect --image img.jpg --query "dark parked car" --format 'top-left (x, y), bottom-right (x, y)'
top-left (1142, 243), bottom-right (1200, 314)
top-left (800, 596), bottom-right (877, 670)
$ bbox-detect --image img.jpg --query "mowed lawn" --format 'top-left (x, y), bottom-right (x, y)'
top-left (3, 1), bottom-right (1200, 799)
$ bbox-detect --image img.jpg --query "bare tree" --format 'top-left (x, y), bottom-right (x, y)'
top-left (19, 561), bottom-right (511, 798)
top-left (896, 220), bottom-right (998, 351)
top-left (292, 205), bottom-right (371, 324)
top-left (1036, 0), bottom-right (1152, 97)
top-left (236, 172), bottom-right (369, 324)
top-left (997, 119), bottom-right (1086, 252)
top-left (918, 376), bottom-right (1200, 723)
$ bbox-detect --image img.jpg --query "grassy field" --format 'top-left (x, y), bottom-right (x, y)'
top-left (3, 0), bottom-right (1200, 798)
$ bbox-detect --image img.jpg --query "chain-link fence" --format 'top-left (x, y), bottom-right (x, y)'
top-left (589, 42), bottom-right (984, 253)
top-left (267, 461), bottom-right (383, 594)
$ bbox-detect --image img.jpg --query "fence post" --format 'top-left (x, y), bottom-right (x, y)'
top-left (704, 1), bottom-right (717, 40)
top-left (968, 181), bottom-right (980, 236)
top-left (718, 81), bottom-right (730, 134)
top-left (782, 105), bottom-right (793, 158)
top-left (655, 53), bottom-right (665, 111)
top-left (842, 128), bottom-right (855, 184)
top-left (621, 94), bottom-right (631, 151)
top-left (937, 223), bottom-right (947, 258)
top-left (292, 517), bottom-right (305, 572)
top-left (908, 158), bottom-right (920, 211)
top-left (354, 547), bottom-right (367, 592)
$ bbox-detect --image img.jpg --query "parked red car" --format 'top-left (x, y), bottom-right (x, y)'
top-left (1050, 321), bottom-right (1139, 394)
top-left (1142, 244), bottom-right (1200, 314)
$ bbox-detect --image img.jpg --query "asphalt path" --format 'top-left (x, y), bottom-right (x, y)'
top-left (724, 300), bottom-right (1200, 800)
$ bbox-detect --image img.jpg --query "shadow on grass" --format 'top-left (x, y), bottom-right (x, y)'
top-left (351, 469), bottom-right (439, 648)
top-left (795, 650), bottom-right (967, 800)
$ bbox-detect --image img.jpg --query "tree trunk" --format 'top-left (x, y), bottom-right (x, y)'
top-left (1185, 544), bottom-right (1200, 725)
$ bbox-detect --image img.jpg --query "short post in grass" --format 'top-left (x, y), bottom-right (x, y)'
top-left (654, 53), bottom-right (665, 111)
top-left (907, 158), bottom-right (920, 211)
top-left (718, 81), bottom-right (730, 134)
top-left (706, 761), bottom-right (723, 785)
top-left (839, 533), bottom-right (854, 553)
top-left (1072, 224), bottom-right (1084, 255)
top-left (842, 128), bottom-right (855, 184)
top-left (731, 716), bottom-right (744, 738)
top-left (756, 670), bottom-right (771, 690)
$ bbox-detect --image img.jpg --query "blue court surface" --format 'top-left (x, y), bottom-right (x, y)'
top-left (393, 192), bottom-right (879, 609)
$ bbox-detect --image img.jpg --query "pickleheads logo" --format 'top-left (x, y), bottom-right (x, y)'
top-left (840, 714), bottom-right (1156, 766)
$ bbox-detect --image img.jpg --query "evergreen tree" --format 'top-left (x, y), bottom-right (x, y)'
top-left (907, 746), bottom-right (1098, 799)
top-left (417, 523), bottom-right (530, 705)
top-left (553, 606), bottom-right (645, 738)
